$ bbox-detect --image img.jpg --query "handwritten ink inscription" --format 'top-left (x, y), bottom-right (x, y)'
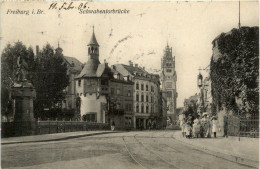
top-left (49, 2), bottom-right (89, 11)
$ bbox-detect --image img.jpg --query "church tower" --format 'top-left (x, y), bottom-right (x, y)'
top-left (160, 44), bottom-right (178, 120)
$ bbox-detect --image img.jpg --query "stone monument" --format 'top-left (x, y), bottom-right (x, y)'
top-left (11, 54), bottom-right (36, 136)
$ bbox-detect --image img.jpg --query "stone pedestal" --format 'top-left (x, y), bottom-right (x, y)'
top-left (11, 80), bottom-right (36, 136)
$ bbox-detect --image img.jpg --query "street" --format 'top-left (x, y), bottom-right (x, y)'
top-left (2, 131), bottom-right (256, 169)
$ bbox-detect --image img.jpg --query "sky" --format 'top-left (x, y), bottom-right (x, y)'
top-left (1, 1), bottom-right (259, 108)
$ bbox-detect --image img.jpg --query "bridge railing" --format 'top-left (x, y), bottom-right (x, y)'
top-left (1, 121), bottom-right (110, 138)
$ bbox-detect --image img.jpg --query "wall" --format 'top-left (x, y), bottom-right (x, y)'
top-left (80, 94), bottom-right (106, 123)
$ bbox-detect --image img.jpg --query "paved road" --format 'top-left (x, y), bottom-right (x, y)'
top-left (2, 131), bottom-right (256, 169)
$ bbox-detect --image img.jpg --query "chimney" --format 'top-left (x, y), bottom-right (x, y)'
top-left (36, 45), bottom-right (39, 57)
top-left (129, 60), bottom-right (133, 67)
top-left (135, 64), bottom-right (138, 67)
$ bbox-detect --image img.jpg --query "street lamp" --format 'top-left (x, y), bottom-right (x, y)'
top-left (197, 73), bottom-right (203, 88)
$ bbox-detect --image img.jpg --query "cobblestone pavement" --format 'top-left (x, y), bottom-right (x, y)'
top-left (2, 131), bottom-right (258, 169)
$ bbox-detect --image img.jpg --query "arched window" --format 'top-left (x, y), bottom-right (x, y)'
top-left (136, 104), bottom-right (139, 113)
top-left (141, 103), bottom-right (144, 113)
top-left (141, 93), bottom-right (144, 102)
top-left (146, 104), bottom-right (149, 113)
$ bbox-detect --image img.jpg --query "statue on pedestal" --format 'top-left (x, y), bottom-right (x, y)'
top-left (11, 54), bottom-right (36, 136)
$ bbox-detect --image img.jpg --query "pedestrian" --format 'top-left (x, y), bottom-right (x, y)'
top-left (111, 121), bottom-right (115, 131)
top-left (148, 120), bottom-right (152, 130)
top-left (193, 116), bottom-right (201, 138)
top-left (211, 116), bottom-right (218, 138)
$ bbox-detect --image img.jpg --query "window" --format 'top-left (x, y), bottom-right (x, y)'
top-left (136, 83), bottom-right (139, 90)
top-left (141, 84), bottom-right (144, 90)
top-left (146, 105), bottom-right (149, 113)
top-left (101, 80), bottom-right (108, 85)
top-left (146, 85), bottom-right (148, 91)
top-left (136, 93), bottom-right (139, 101)
top-left (151, 105), bottom-right (154, 113)
top-left (136, 104), bottom-right (139, 113)
top-left (151, 86), bottom-right (154, 92)
top-left (125, 104), bottom-right (132, 111)
top-left (167, 91), bottom-right (172, 98)
top-left (78, 80), bottom-right (81, 87)
top-left (166, 69), bottom-right (172, 72)
top-left (111, 88), bottom-right (114, 95)
top-left (128, 104), bottom-right (132, 111)
top-left (141, 94), bottom-right (144, 102)
top-left (146, 95), bottom-right (148, 102)
top-left (116, 89), bottom-right (120, 95)
top-left (151, 96), bottom-right (153, 103)
top-left (141, 104), bottom-right (144, 113)
top-left (127, 90), bottom-right (131, 97)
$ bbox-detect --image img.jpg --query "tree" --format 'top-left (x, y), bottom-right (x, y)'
top-left (32, 44), bottom-right (69, 119)
top-left (1, 42), bottom-right (34, 121)
top-left (210, 27), bottom-right (259, 117)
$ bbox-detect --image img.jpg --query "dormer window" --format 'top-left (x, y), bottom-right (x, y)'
top-left (113, 73), bottom-right (118, 79)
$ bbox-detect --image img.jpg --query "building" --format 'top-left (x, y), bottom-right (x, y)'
top-left (160, 44), bottom-right (178, 121)
top-left (62, 56), bottom-right (83, 119)
top-left (75, 28), bottom-right (112, 123)
top-left (198, 76), bottom-right (212, 115)
top-left (108, 68), bottom-right (134, 130)
top-left (113, 62), bottom-right (161, 129)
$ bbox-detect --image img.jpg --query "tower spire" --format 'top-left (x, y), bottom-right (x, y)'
top-left (88, 25), bottom-right (99, 46)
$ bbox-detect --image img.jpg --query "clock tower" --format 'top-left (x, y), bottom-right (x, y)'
top-left (160, 44), bottom-right (178, 120)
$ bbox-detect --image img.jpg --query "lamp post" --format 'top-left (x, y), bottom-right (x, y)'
top-left (197, 73), bottom-right (203, 88)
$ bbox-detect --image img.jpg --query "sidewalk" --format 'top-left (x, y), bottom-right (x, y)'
top-left (1, 130), bottom-right (116, 145)
top-left (173, 131), bottom-right (259, 166)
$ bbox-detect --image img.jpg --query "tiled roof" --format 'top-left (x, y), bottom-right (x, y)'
top-left (121, 64), bottom-right (146, 74)
top-left (63, 56), bottom-right (83, 72)
top-left (77, 59), bottom-right (100, 78)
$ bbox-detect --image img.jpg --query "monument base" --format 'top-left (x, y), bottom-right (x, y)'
top-left (11, 80), bottom-right (36, 136)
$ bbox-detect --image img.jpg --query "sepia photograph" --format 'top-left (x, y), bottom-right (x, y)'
top-left (0, 1), bottom-right (259, 169)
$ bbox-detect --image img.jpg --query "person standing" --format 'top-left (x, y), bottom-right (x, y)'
top-left (111, 121), bottom-right (115, 131)
top-left (211, 117), bottom-right (218, 138)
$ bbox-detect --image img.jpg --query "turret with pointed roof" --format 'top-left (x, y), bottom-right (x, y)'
top-left (87, 26), bottom-right (100, 61)
top-left (88, 26), bottom-right (99, 47)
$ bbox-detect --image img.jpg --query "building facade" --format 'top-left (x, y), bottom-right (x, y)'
top-left (75, 28), bottom-right (112, 123)
top-left (108, 68), bottom-right (134, 130)
top-left (62, 56), bottom-right (83, 119)
top-left (113, 62), bottom-right (161, 129)
top-left (198, 76), bottom-right (212, 115)
top-left (160, 44), bottom-right (178, 121)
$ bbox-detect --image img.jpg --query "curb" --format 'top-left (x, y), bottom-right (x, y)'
top-left (2, 131), bottom-right (118, 145)
top-left (172, 131), bottom-right (259, 168)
